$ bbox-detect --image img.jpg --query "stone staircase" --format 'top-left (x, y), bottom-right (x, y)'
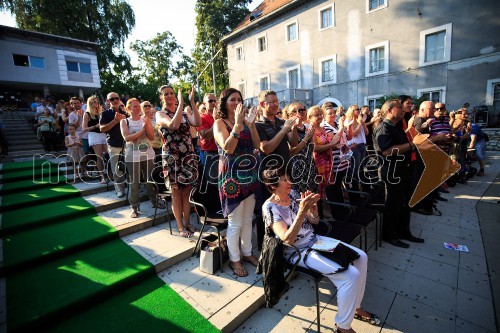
top-left (1, 111), bottom-right (45, 160)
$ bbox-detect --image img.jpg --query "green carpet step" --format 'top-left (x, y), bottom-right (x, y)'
top-left (0, 183), bottom-right (81, 213)
top-left (46, 275), bottom-right (220, 333)
top-left (6, 238), bottom-right (155, 333)
top-left (0, 159), bottom-right (56, 174)
top-left (0, 174), bottom-right (69, 195)
top-left (0, 165), bottom-right (68, 183)
top-left (1, 214), bottom-right (118, 275)
top-left (0, 196), bottom-right (96, 236)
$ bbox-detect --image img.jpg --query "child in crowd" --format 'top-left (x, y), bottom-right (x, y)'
top-left (65, 124), bottom-right (86, 179)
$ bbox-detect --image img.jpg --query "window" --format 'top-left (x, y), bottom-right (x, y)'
top-left (365, 41), bottom-right (389, 77)
top-left (66, 61), bottom-right (92, 73)
top-left (417, 86), bottom-right (447, 103)
top-left (286, 65), bottom-right (301, 89)
top-left (238, 81), bottom-right (246, 100)
top-left (259, 74), bottom-right (270, 91)
top-left (12, 54), bottom-right (45, 68)
top-left (419, 23), bottom-right (452, 67)
top-left (367, 0), bottom-right (387, 13)
top-left (257, 34), bottom-right (267, 52)
top-left (286, 21), bottom-right (298, 42)
top-left (494, 83), bottom-right (500, 112)
top-left (235, 45), bottom-right (244, 61)
top-left (318, 4), bottom-right (335, 30)
top-left (485, 78), bottom-right (500, 110)
top-left (364, 94), bottom-right (384, 112)
top-left (319, 54), bottom-right (337, 86)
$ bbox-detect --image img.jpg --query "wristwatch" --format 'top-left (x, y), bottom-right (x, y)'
top-left (231, 131), bottom-right (240, 139)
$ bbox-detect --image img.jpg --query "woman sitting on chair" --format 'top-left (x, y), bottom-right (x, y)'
top-left (261, 168), bottom-right (379, 333)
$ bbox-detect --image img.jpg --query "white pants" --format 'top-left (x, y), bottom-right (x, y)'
top-left (297, 243), bottom-right (368, 330)
top-left (227, 194), bottom-right (256, 262)
top-left (107, 145), bottom-right (126, 194)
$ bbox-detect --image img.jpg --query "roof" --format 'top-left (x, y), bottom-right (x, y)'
top-left (0, 24), bottom-right (99, 48)
top-left (223, 0), bottom-right (302, 43)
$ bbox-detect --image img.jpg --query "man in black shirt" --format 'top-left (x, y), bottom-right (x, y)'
top-left (99, 92), bottom-right (128, 198)
top-left (374, 99), bottom-right (424, 248)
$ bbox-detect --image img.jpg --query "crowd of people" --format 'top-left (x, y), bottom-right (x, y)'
top-left (29, 87), bottom-right (488, 333)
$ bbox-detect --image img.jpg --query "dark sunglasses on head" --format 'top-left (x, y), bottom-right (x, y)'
top-left (109, 97), bottom-right (120, 102)
top-left (143, 105), bottom-right (152, 108)
top-left (208, 99), bottom-right (216, 103)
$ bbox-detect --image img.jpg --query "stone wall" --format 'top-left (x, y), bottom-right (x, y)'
top-left (483, 128), bottom-right (500, 151)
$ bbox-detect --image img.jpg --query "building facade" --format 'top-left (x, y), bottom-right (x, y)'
top-left (222, 0), bottom-right (500, 126)
top-left (0, 25), bottom-right (100, 108)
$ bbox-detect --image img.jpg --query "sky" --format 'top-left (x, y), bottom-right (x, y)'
top-left (0, 0), bottom-right (261, 64)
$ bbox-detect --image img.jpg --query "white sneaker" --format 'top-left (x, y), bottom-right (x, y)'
top-left (117, 191), bottom-right (125, 198)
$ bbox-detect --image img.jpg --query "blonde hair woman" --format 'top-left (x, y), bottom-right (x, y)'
top-left (344, 105), bottom-right (368, 184)
top-left (84, 96), bottom-right (107, 183)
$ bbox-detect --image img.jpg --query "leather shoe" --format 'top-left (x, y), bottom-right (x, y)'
top-left (435, 196), bottom-right (448, 202)
top-left (439, 188), bottom-right (450, 193)
top-left (412, 207), bottom-right (433, 215)
top-left (402, 235), bottom-right (425, 243)
top-left (385, 239), bottom-right (410, 248)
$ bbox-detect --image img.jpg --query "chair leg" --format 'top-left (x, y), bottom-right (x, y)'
top-left (375, 218), bottom-right (379, 251)
top-left (364, 229), bottom-right (368, 252)
top-left (166, 201), bottom-right (172, 235)
top-left (192, 223), bottom-right (207, 257)
top-left (315, 278), bottom-right (321, 333)
top-left (217, 230), bottom-right (224, 273)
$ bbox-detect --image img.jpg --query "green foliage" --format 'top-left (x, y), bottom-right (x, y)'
top-left (2, 0), bottom-right (135, 92)
top-left (193, 0), bottom-right (252, 96)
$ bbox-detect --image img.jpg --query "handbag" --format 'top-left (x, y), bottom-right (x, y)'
top-left (303, 243), bottom-right (360, 275)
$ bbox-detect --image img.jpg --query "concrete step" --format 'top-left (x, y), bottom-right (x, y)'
top-left (8, 150), bottom-right (47, 158)
top-left (8, 144), bottom-right (44, 151)
top-left (7, 137), bottom-right (40, 144)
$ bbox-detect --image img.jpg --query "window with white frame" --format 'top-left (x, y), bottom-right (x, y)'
top-left (318, 4), bottom-right (335, 30)
top-left (260, 74), bottom-right (270, 91)
top-left (365, 41), bottom-right (389, 77)
top-left (286, 21), bottom-right (298, 42)
top-left (13, 54), bottom-right (45, 69)
top-left (235, 45), bottom-right (244, 61)
top-left (417, 86), bottom-right (447, 103)
top-left (286, 65), bottom-right (301, 89)
top-left (365, 95), bottom-right (383, 112)
top-left (419, 23), bottom-right (452, 67)
top-left (257, 34), bottom-right (267, 52)
top-left (367, 0), bottom-right (387, 13)
top-left (238, 81), bottom-right (246, 99)
top-left (319, 54), bottom-right (337, 85)
top-left (485, 78), bottom-right (500, 110)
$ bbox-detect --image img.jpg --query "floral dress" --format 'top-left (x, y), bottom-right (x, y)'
top-left (160, 110), bottom-right (198, 190)
top-left (290, 124), bottom-right (318, 194)
top-left (218, 121), bottom-right (260, 217)
top-left (312, 128), bottom-right (333, 198)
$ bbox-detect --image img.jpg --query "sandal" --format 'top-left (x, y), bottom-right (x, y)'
top-left (179, 228), bottom-right (192, 238)
top-left (185, 224), bottom-right (199, 234)
top-left (354, 311), bottom-right (380, 326)
top-left (230, 261), bottom-right (248, 277)
top-left (130, 209), bottom-right (138, 218)
top-left (242, 255), bottom-right (259, 267)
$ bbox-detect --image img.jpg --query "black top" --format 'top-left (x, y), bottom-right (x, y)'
top-left (373, 119), bottom-right (411, 167)
top-left (256, 117), bottom-right (291, 170)
top-left (413, 116), bottom-right (429, 134)
top-left (86, 111), bottom-right (101, 133)
top-left (99, 108), bottom-right (128, 148)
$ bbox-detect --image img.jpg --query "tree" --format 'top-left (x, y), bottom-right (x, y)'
top-left (0, 0), bottom-right (135, 92)
top-left (193, 0), bottom-right (252, 96)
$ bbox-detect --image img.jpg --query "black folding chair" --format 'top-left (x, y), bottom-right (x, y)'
top-left (189, 183), bottom-right (228, 273)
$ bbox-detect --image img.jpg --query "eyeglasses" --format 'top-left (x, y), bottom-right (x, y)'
top-left (354, 108), bottom-right (360, 111)
top-left (92, 100), bottom-right (99, 103)
top-left (435, 107), bottom-right (446, 111)
top-left (277, 111), bottom-right (283, 115)
top-left (297, 108), bottom-right (306, 113)
top-left (208, 99), bottom-right (216, 103)
top-left (143, 105), bottom-right (152, 108)
top-left (109, 97), bottom-right (120, 102)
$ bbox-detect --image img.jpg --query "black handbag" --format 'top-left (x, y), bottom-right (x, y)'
top-left (303, 243), bottom-right (360, 274)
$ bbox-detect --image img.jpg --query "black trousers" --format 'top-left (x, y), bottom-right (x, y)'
top-left (380, 165), bottom-right (412, 240)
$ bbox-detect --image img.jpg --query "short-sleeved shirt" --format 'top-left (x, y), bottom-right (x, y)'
top-left (100, 108), bottom-right (128, 148)
top-left (262, 189), bottom-right (316, 257)
top-left (196, 113), bottom-right (217, 152)
top-left (374, 119), bottom-right (411, 166)
top-left (256, 117), bottom-right (291, 169)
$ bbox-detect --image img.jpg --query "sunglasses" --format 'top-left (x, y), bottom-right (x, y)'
top-left (277, 111), bottom-right (283, 115)
top-left (143, 105), bottom-right (152, 108)
top-left (297, 108), bottom-right (306, 113)
top-left (208, 99), bottom-right (216, 103)
top-left (109, 97), bottom-right (120, 102)
top-left (435, 107), bottom-right (446, 111)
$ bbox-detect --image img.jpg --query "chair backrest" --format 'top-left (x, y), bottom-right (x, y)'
top-left (190, 182), bottom-right (222, 217)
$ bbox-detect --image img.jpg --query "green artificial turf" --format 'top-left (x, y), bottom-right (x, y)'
top-left (49, 276), bottom-right (220, 333)
top-left (0, 183), bottom-right (81, 212)
top-left (0, 159), bottom-right (54, 173)
top-left (2, 214), bottom-right (117, 273)
top-left (6, 238), bottom-right (155, 331)
top-left (0, 174), bottom-right (69, 195)
top-left (1, 196), bottom-right (95, 235)
top-left (0, 164), bottom-right (64, 183)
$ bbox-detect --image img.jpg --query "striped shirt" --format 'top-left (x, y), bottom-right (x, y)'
top-left (321, 121), bottom-right (350, 172)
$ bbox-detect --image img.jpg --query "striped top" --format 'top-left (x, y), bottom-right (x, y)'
top-left (321, 121), bottom-right (350, 172)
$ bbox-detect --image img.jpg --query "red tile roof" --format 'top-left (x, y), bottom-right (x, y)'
top-left (235, 0), bottom-right (294, 30)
